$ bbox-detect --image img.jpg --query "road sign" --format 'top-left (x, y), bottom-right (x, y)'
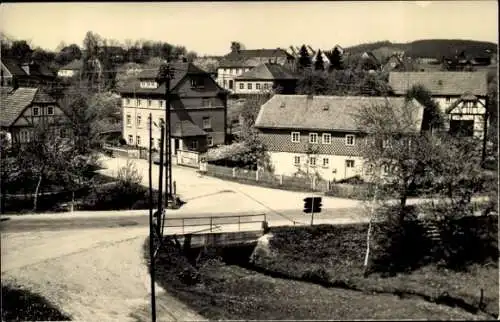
top-left (303, 197), bottom-right (322, 213)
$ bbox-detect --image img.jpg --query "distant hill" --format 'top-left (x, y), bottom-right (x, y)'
top-left (346, 39), bottom-right (497, 59)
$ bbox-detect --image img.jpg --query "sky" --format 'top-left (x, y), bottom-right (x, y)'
top-left (1, 1), bottom-right (498, 56)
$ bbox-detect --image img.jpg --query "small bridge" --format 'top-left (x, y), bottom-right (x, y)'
top-left (163, 214), bottom-right (267, 249)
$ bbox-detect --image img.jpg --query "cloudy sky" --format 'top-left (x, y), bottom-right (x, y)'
top-left (1, 1), bottom-right (497, 55)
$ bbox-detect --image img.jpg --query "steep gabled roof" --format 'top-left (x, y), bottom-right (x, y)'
top-left (1, 58), bottom-right (28, 77)
top-left (236, 63), bottom-right (298, 80)
top-left (119, 62), bottom-right (222, 95)
top-left (254, 95), bottom-right (424, 133)
top-left (0, 87), bottom-right (51, 127)
top-left (388, 71), bottom-right (489, 96)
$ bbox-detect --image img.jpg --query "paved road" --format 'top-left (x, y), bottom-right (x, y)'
top-left (0, 207), bottom-right (366, 233)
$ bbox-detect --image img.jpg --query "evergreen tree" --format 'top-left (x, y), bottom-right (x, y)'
top-left (314, 49), bottom-right (325, 71)
top-left (328, 47), bottom-right (343, 71)
top-left (298, 45), bottom-right (312, 71)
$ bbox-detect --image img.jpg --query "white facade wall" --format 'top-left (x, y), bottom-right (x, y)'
top-left (434, 96), bottom-right (487, 138)
top-left (234, 80), bottom-right (274, 94)
top-left (57, 69), bottom-right (77, 78)
top-left (268, 151), bottom-right (365, 182)
top-left (122, 98), bottom-right (181, 154)
top-left (216, 67), bottom-right (252, 91)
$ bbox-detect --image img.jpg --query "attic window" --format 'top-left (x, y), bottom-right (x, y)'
top-left (280, 103), bottom-right (286, 108)
top-left (323, 105), bottom-right (329, 111)
top-left (437, 80), bottom-right (443, 86)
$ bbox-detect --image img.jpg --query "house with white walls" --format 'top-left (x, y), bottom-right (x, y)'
top-left (254, 95), bottom-right (424, 182)
top-left (388, 71), bottom-right (489, 140)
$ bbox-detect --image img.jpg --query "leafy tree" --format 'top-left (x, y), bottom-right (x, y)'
top-left (296, 70), bottom-right (335, 95)
top-left (31, 48), bottom-right (56, 65)
top-left (230, 41), bottom-right (245, 53)
top-left (314, 49), bottom-right (325, 71)
top-left (298, 45), bottom-right (312, 71)
top-left (10, 40), bottom-right (33, 61)
top-left (404, 85), bottom-right (445, 132)
top-left (239, 92), bottom-right (273, 141)
top-left (185, 51), bottom-right (198, 62)
top-left (82, 31), bottom-right (103, 90)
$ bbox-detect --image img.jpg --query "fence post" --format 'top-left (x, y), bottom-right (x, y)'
top-left (256, 169), bottom-right (259, 181)
top-left (232, 167), bottom-right (236, 178)
top-left (280, 174), bottom-right (283, 185)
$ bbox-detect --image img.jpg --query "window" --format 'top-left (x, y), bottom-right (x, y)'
top-left (126, 98), bottom-right (130, 105)
top-left (228, 80), bottom-right (234, 89)
top-left (128, 135), bottom-right (133, 145)
top-left (309, 133), bottom-right (318, 144)
top-left (136, 115), bottom-right (142, 127)
top-left (202, 117), bottom-right (211, 129)
top-left (264, 83), bottom-right (269, 89)
top-left (47, 106), bottom-right (54, 115)
top-left (136, 135), bottom-right (141, 145)
top-left (239, 83), bottom-right (244, 89)
top-left (322, 133), bottom-right (331, 144)
top-left (309, 157), bottom-right (316, 167)
top-left (20, 130), bottom-right (29, 142)
top-left (33, 107), bottom-right (39, 116)
top-left (137, 99), bottom-right (141, 106)
top-left (322, 158), bottom-right (329, 167)
top-left (207, 136), bottom-right (213, 146)
top-left (147, 99), bottom-right (152, 107)
top-left (445, 97), bottom-right (451, 103)
top-left (247, 83), bottom-right (252, 90)
top-left (159, 100), bottom-right (164, 107)
top-left (345, 134), bottom-right (355, 146)
top-left (256, 83), bottom-right (261, 90)
top-left (346, 160), bottom-right (355, 168)
top-left (223, 80), bottom-right (227, 87)
top-left (191, 78), bottom-right (203, 88)
top-left (291, 132), bottom-right (300, 143)
top-left (126, 114), bottom-right (132, 126)
top-left (465, 101), bottom-right (474, 109)
top-left (294, 156), bottom-right (301, 166)
top-left (190, 140), bottom-right (198, 150)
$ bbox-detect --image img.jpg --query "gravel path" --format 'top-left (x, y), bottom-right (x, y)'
top-left (1, 228), bottom-right (205, 321)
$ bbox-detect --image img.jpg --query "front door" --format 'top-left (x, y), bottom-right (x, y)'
top-left (344, 159), bottom-right (356, 179)
top-left (174, 139), bottom-right (180, 153)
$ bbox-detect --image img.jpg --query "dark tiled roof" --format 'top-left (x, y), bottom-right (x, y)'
top-left (60, 59), bottom-right (84, 71)
top-left (219, 48), bottom-right (294, 68)
top-left (120, 62), bottom-right (211, 95)
top-left (1, 87), bottom-right (38, 127)
top-left (389, 71), bottom-right (489, 96)
top-left (1, 58), bottom-right (28, 76)
top-left (236, 63), bottom-right (298, 80)
top-left (171, 120), bottom-right (206, 137)
top-left (254, 95), bottom-right (424, 133)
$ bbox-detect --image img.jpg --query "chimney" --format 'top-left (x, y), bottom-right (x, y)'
top-left (21, 63), bottom-right (30, 75)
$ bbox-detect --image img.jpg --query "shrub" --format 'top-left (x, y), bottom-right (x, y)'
top-left (178, 267), bottom-right (201, 286)
top-left (302, 267), bottom-right (331, 285)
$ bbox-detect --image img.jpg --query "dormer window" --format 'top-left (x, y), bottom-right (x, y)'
top-left (191, 78), bottom-right (204, 88)
top-left (140, 80), bottom-right (158, 89)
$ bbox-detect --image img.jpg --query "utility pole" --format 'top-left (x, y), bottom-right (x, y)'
top-left (148, 114), bottom-right (157, 322)
top-left (159, 63), bottom-right (175, 236)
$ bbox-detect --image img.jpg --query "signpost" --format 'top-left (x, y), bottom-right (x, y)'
top-left (303, 196), bottom-right (323, 225)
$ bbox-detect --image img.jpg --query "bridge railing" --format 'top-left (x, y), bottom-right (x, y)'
top-left (163, 213), bottom-right (267, 235)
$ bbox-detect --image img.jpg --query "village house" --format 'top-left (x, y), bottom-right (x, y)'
top-left (388, 71), bottom-right (489, 140)
top-left (1, 58), bottom-right (56, 88)
top-left (0, 87), bottom-right (70, 145)
top-left (119, 62), bottom-right (228, 158)
top-left (216, 48), bottom-right (295, 93)
top-left (233, 62), bottom-right (298, 96)
top-left (57, 59), bottom-right (84, 78)
top-left (254, 95), bottom-right (424, 182)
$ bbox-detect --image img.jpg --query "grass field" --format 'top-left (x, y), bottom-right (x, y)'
top-left (146, 215), bottom-right (497, 321)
